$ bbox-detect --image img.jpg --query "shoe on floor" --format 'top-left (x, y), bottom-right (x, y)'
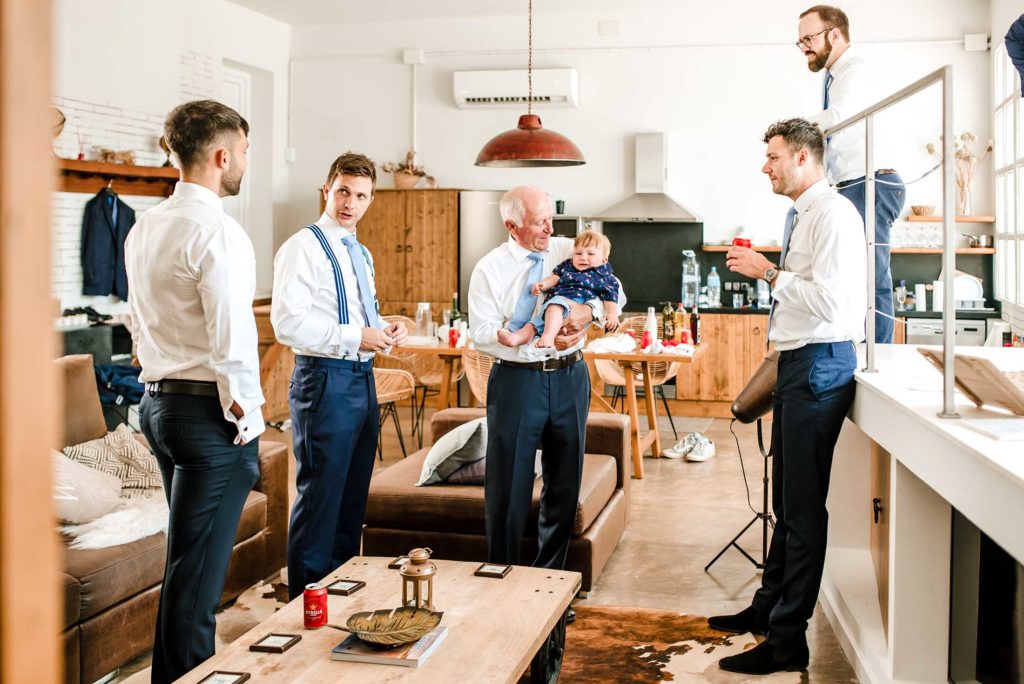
top-left (663, 432), bottom-right (699, 459)
top-left (686, 433), bottom-right (715, 461)
top-left (707, 606), bottom-right (768, 635)
top-left (718, 640), bottom-right (809, 674)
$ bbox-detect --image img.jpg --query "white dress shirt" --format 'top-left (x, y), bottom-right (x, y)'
top-left (271, 213), bottom-right (386, 361)
top-left (806, 46), bottom-right (867, 184)
top-left (469, 236), bottom-right (625, 363)
top-left (770, 179), bottom-right (867, 351)
top-left (125, 182), bottom-right (265, 443)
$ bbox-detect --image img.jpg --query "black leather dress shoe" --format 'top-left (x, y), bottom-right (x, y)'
top-left (718, 640), bottom-right (809, 674)
top-left (707, 606), bottom-right (769, 635)
top-left (565, 607), bottom-right (576, 624)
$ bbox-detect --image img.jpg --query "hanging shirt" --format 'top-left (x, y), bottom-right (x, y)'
top-left (125, 182), bottom-right (265, 443)
top-left (805, 46), bottom-right (868, 184)
top-left (271, 212), bottom-right (387, 361)
top-left (769, 179), bottom-right (868, 351)
top-left (469, 236), bottom-right (626, 363)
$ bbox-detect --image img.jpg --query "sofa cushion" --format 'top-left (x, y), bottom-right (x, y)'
top-left (366, 450), bottom-right (618, 536)
top-left (63, 424), bottom-right (162, 497)
top-left (416, 417), bottom-right (486, 485)
top-left (63, 532), bottom-right (167, 620)
top-left (236, 491), bottom-right (267, 543)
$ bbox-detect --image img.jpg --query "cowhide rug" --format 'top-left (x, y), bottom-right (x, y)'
top-left (559, 605), bottom-right (806, 683)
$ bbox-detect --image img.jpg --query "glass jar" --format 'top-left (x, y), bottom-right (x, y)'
top-left (415, 302), bottom-right (432, 337)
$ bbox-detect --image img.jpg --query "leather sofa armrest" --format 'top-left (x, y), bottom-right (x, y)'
top-left (585, 411), bottom-right (630, 501)
top-left (430, 408), bottom-right (486, 443)
top-left (255, 440), bottom-right (289, 578)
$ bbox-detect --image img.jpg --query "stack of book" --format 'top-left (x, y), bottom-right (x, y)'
top-left (332, 626), bottom-right (448, 668)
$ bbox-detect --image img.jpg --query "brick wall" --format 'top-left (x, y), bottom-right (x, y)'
top-left (51, 52), bottom-right (217, 312)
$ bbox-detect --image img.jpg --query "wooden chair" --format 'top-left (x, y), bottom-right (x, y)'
top-left (375, 314), bottom-right (465, 448)
top-left (462, 347), bottom-right (495, 405)
top-left (374, 368), bottom-right (415, 459)
top-left (592, 315), bottom-right (680, 439)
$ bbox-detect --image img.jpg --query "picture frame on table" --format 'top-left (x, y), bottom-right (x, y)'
top-left (388, 556), bottom-right (409, 569)
top-left (327, 579), bottom-right (366, 596)
top-left (197, 672), bottom-right (251, 684)
top-left (474, 563), bottom-right (512, 579)
top-left (248, 633), bottom-right (301, 654)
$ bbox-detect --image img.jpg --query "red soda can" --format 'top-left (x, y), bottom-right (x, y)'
top-left (732, 237), bottom-right (752, 248)
top-left (303, 583), bottom-right (328, 629)
top-left (448, 327), bottom-right (460, 347)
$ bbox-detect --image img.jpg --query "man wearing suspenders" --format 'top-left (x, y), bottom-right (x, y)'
top-left (271, 152), bottom-right (407, 599)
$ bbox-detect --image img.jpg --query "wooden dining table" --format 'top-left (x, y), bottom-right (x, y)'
top-left (393, 343), bottom-right (700, 479)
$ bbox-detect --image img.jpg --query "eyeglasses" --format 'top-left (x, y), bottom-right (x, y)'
top-left (795, 27), bottom-right (832, 49)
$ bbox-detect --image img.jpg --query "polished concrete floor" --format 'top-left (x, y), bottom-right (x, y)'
top-left (117, 398), bottom-right (858, 682)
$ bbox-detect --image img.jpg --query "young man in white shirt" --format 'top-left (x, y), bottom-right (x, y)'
top-left (126, 99), bottom-right (265, 684)
top-left (272, 153), bottom-right (407, 600)
top-left (798, 5), bottom-right (905, 343)
top-left (719, 119), bottom-right (866, 674)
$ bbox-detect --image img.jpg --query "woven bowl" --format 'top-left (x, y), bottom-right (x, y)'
top-left (910, 205), bottom-right (935, 216)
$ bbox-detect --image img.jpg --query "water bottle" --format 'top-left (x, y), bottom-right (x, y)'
top-left (681, 250), bottom-right (700, 309)
top-left (415, 302), bottom-right (432, 337)
top-left (706, 266), bottom-right (721, 308)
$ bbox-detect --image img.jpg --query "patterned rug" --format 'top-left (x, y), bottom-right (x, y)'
top-left (561, 605), bottom-right (805, 683)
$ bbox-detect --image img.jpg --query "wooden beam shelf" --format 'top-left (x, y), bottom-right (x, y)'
top-left (893, 247), bottom-right (995, 254)
top-left (905, 215), bottom-right (995, 223)
top-left (57, 158), bottom-right (179, 198)
top-left (702, 244), bottom-right (781, 252)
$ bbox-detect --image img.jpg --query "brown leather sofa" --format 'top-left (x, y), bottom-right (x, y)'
top-left (56, 355), bottom-right (289, 684)
top-left (363, 408), bottom-right (630, 592)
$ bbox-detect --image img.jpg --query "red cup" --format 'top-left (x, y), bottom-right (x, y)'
top-left (732, 237), bottom-right (752, 248)
top-left (448, 327), bottom-right (460, 347)
top-left (679, 330), bottom-right (692, 345)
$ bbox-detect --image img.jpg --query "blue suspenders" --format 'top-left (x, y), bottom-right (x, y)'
top-left (306, 224), bottom-right (349, 324)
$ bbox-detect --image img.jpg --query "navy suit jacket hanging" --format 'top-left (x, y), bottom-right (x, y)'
top-left (82, 188), bottom-right (135, 301)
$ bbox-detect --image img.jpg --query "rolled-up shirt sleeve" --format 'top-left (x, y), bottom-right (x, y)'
top-left (195, 223), bottom-right (265, 443)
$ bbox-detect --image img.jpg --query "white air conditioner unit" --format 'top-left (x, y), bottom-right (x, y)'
top-left (453, 68), bottom-right (580, 109)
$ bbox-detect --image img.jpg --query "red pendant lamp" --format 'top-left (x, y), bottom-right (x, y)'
top-left (475, 0), bottom-right (585, 167)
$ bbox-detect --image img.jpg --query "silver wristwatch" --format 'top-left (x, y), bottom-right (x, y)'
top-left (763, 266), bottom-right (779, 283)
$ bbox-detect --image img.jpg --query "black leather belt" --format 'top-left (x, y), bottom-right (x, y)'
top-left (145, 380), bottom-right (219, 397)
top-left (494, 349), bottom-right (584, 372)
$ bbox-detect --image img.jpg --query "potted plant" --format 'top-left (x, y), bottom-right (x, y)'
top-left (381, 150), bottom-right (435, 190)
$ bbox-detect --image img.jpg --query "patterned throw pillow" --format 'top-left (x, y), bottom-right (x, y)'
top-left (63, 424), bottom-right (163, 497)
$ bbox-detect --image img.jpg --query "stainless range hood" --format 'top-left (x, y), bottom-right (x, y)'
top-left (593, 132), bottom-right (701, 223)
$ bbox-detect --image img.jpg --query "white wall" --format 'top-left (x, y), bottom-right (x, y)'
top-left (283, 0), bottom-right (991, 246)
top-left (51, 0), bottom-right (290, 308)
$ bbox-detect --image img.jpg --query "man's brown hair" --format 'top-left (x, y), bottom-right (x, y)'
top-left (164, 100), bottom-right (248, 172)
top-left (574, 230), bottom-right (611, 258)
top-left (324, 152), bottom-right (377, 189)
top-left (763, 118), bottom-right (825, 166)
top-left (800, 5), bottom-right (850, 42)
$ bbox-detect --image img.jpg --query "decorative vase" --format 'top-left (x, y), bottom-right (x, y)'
top-left (957, 184), bottom-right (972, 217)
top-left (393, 171), bottom-right (421, 190)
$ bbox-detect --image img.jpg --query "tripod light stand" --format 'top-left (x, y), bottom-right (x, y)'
top-left (704, 418), bottom-right (773, 571)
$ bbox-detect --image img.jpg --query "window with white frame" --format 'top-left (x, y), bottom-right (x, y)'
top-left (994, 42), bottom-right (1023, 329)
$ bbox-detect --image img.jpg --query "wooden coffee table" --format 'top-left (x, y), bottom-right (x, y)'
top-left (177, 557), bottom-right (580, 683)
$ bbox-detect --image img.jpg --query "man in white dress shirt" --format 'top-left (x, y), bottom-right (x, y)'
top-left (797, 5), bottom-right (905, 343)
top-left (468, 185), bottom-right (620, 586)
top-left (717, 119), bottom-right (866, 674)
top-left (126, 99), bottom-right (265, 684)
top-left (272, 152), bottom-right (407, 600)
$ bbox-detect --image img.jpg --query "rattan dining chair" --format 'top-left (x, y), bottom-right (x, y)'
top-left (374, 367), bottom-right (415, 460)
top-left (376, 314), bottom-right (465, 448)
top-left (462, 346), bottom-right (495, 405)
top-left (592, 315), bottom-right (680, 439)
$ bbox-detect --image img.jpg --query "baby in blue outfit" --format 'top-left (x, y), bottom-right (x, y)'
top-left (498, 230), bottom-right (620, 349)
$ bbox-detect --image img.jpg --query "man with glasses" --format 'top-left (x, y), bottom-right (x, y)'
top-left (795, 5), bottom-right (905, 344)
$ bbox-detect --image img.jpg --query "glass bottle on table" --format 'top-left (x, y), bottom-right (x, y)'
top-left (895, 279), bottom-right (907, 312)
top-left (689, 304), bottom-right (701, 345)
top-left (448, 291), bottom-right (461, 326)
top-left (661, 302), bottom-right (675, 341)
top-left (673, 302), bottom-right (686, 343)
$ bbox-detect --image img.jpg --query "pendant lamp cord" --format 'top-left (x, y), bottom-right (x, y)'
top-left (527, 0), bottom-right (533, 115)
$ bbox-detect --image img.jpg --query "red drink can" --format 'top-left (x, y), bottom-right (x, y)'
top-left (448, 327), bottom-right (460, 347)
top-left (303, 583), bottom-right (328, 629)
top-left (732, 237), bottom-right (752, 248)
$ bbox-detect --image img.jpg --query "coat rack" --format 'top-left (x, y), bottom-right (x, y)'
top-left (57, 158), bottom-right (178, 197)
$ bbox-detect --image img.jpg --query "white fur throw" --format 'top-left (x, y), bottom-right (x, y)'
top-left (63, 492), bottom-right (169, 550)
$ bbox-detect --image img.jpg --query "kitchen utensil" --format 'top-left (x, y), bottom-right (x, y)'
top-left (961, 233), bottom-right (993, 248)
top-left (952, 273), bottom-right (984, 301)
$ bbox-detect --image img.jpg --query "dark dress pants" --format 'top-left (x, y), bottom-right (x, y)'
top-left (140, 391), bottom-right (260, 684)
top-left (838, 172), bottom-right (907, 343)
top-left (751, 342), bottom-right (856, 652)
top-left (287, 355), bottom-right (378, 600)
top-left (484, 359), bottom-right (590, 569)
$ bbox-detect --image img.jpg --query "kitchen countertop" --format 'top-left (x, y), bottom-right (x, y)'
top-left (895, 309), bottom-right (1001, 319)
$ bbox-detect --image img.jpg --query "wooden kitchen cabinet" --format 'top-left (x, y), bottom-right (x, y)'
top-left (674, 313), bottom-right (770, 416)
top-left (343, 189), bottom-right (459, 317)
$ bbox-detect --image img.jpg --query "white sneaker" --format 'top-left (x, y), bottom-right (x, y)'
top-left (685, 433), bottom-right (716, 462)
top-left (663, 433), bottom-right (699, 459)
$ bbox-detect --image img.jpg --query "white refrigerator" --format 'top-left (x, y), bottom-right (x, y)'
top-left (458, 190), bottom-right (510, 310)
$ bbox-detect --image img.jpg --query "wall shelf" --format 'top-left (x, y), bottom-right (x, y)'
top-left (57, 158), bottom-right (178, 197)
top-left (893, 247), bottom-right (995, 254)
top-left (702, 244), bottom-right (781, 253)
top-left (905, 215), bottom-right (995, 223)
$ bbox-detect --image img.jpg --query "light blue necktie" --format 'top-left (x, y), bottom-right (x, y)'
top-left (822, 70), bottom-right (833, 110)
top-left (508, 253), bottom-right (545, 332)
top-left (769, 208), bottom-right (799, 336)
top-left (341, 234), bottom-right (380, 329)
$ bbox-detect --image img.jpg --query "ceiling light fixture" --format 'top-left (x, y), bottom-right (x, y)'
top-left (474, 0), bottom-right (585, 167)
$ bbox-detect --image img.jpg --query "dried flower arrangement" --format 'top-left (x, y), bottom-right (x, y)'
top-left (926, 132), bottom-right (993, 216)
top-left (381, 150), bottom-right (436, 189)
